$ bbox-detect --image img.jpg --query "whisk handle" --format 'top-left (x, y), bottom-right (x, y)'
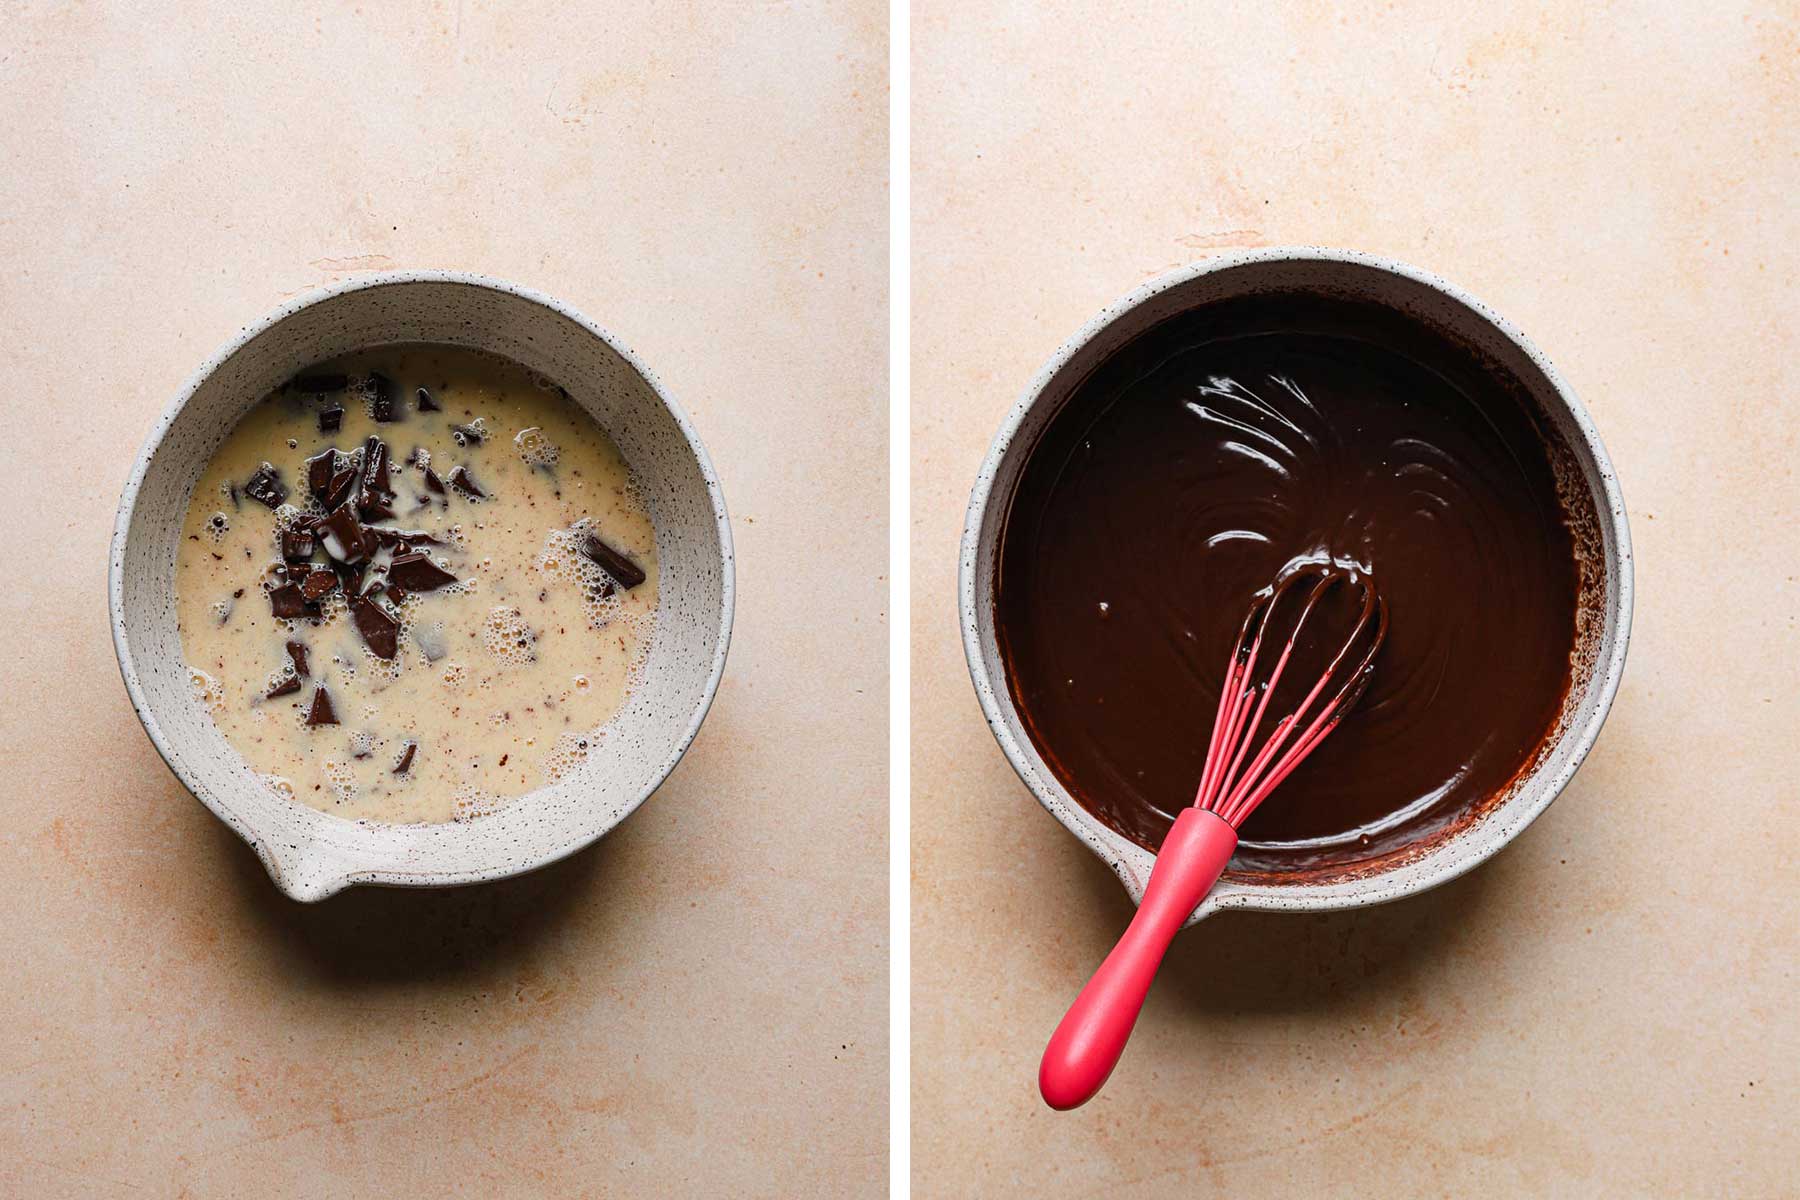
top-left (1039, 807), bottom-right (1237, 1110)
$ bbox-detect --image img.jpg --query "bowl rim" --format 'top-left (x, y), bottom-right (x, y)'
top-left (958, 246), bottom-right (1633, 921)
top-left (110, 269), bottom-right (736, 898)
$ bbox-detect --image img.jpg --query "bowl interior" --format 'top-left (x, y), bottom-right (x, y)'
top-left (963, 252), bottom-right (1630, 919)
top-left (114, 276), bottom-right (731, 900)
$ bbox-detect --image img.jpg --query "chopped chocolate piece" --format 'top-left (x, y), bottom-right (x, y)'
top-left (350, 595), bottom-right (400, 659)
top-left (268, 582), bottom-right (308, 618)
top-left (293, 373), bottom-right (348, 394)
top-left (305, 450), bottom-right (337, 501)
top-left (305, 686), bottom-right (338, 727)
top-left (369, 527), bottom-right (444, 549)
top-left (450, 423), bottom-right (484, 446)
top-left (227, 482), bottom-right (241, 510)
top-left (285, 640), bottom-right (310, 677)
top-left (267, 676), bottom-right (301, 699)
top-left (357, 489), bottom-right (396, 521)
top-left (412, 624), bottom-right (447, 661)
top-left (333, 559), bottom-right (366, 595)
top-left (318, 406), bottom-right (344, 434)
top-left (324, 464), bottom-right (358, 512)
top-left (448, 466), bottom-right (485, 499)
top-left (280, 527), bottom-right (316, 562)
top-left (356, 435), bottom-right (395, 518)
top-left (393, 742), bottom-right (417, 774)
top-left (369, 371), bottom-right (397, 422)
top-left (388, 551), bottom-right (458, 592)
top-left (318, 504), bottom-right (372, 563)
top-left (365, 436), bottom-right (391, 491)
top-left (385, 583), bottom-right (409, 604)
top-left (423, 466), bottom-right (447, 498)
top-left (243, 463), bottom-right (288, 509)
top-left (415, 387), bottom-right (439, 413)
top-left (299, 569), bottom-right (339, 601)
top-left (579, 535), bottom-right (647, 589)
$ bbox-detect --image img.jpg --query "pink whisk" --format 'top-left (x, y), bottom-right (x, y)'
top-left (1039, 564), bottom-right (1388, 1110)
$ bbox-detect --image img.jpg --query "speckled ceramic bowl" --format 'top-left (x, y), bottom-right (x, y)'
top-left (961, 249), bottom-right (1632, 926)
top-left (112, 272), bottom-right (734, 901)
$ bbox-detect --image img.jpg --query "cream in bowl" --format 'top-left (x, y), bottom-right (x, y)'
top-left (176, 345), bottom-right (659, 824)
top-left (113, 273), bottom-right (732, 901)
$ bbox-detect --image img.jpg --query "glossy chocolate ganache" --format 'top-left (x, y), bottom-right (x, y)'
top-left (996, 292), bottom-right (1584, 871)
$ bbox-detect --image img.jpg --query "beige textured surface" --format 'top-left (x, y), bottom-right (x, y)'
top-left (0, 4), bottom-right (886, 1196)
top-left (914, 3), bottom-right (1796, 1196)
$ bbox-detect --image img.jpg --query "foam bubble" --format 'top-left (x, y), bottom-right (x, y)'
top-left (482, 605), bottom-right (537, 666)
top-left (189, 669), bottom-right (224, 713)
top-left (514, 426), bottom-right (559, 469)
top-left (453, 783), bottom-right (503, 820)
top-left (541, 729), bottom-right (600, 784)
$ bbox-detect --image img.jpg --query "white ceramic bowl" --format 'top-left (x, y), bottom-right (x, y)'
top-left (112, 272), bottom-right (734, 901)
top-left (961, 249), bottom-right (1632, 925)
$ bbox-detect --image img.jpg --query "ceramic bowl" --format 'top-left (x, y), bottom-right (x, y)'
top-left (112, 272), bottom-right (734, 901)
top-left (961, 248), bottom-right (1632, 925)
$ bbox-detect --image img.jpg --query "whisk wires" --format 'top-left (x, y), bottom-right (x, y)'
top-left (1193, 565), bottom-right (1387, 829)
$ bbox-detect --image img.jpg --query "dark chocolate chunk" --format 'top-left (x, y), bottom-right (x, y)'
top-left (318, 504), bottom-right (372, 563)
top-left (412, 624), bottom-right (447, 661)
top-left (305, 450), bottom-right (337, 501)
top-left (243, 463), bottom-right (288, 509)
top-left (447, 466), bottom-right (485, 499)
top-left (268, 583), bottom-right (308, 618)
top-left (388, 551), bottom-right (458, 593)
top-left (369, 527), bottom-right (444, 549)
top-left (293, 373), bottom-right (348, 394)
top-left (365, 436), bottom-right (390, 491)
top-left (280, 527), bottom-right (316, 562)
top-left (393, 743), bottom-right (417, 774)
top-left (333, 559), bottom-right (366, 596)
top-left (324, 464), bottom-right (358, 512)
top-left (318, 406), bottom-right (344, 434)
top-left (285, 640), bottom-right (310, 677)
top-left (415, 387), bottom-right (439, 413)
top-left (579, 535), bottom-right (647, 589)
top-left (369, 371), bottom-right (397, 422)
top-left (267, 676), bottom-right (301, 699)
top-left (356, 435), bottom-right (395, 519)
top-left (423, 467), bottom-right (447, 498)
top-left (305, 687), bottom-right (338, 727)
top-left (357, 490), bottom-right (395, 521)
top-left (385, 583), bottom-right (409, 604)
top-left (227, 482), bottom-right (241, 510)
top-left (350, 595), bottom-right (400, 659)
top-left (450, 423), bottom-right (484, 446)
top-left (300, 569), bottom-right (339, 601)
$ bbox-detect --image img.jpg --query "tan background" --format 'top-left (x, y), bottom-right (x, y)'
top-left (914, 3), bottom-right (1795, 1196)
top-left (0, 3), bottom-right (886, 1197)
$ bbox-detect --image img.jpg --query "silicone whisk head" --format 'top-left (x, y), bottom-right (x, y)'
top-left (1191, 564), bottom-right (1388, 829)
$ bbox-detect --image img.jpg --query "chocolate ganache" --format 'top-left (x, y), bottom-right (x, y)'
top-left (996, 292), bottom-right (1581, 869)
